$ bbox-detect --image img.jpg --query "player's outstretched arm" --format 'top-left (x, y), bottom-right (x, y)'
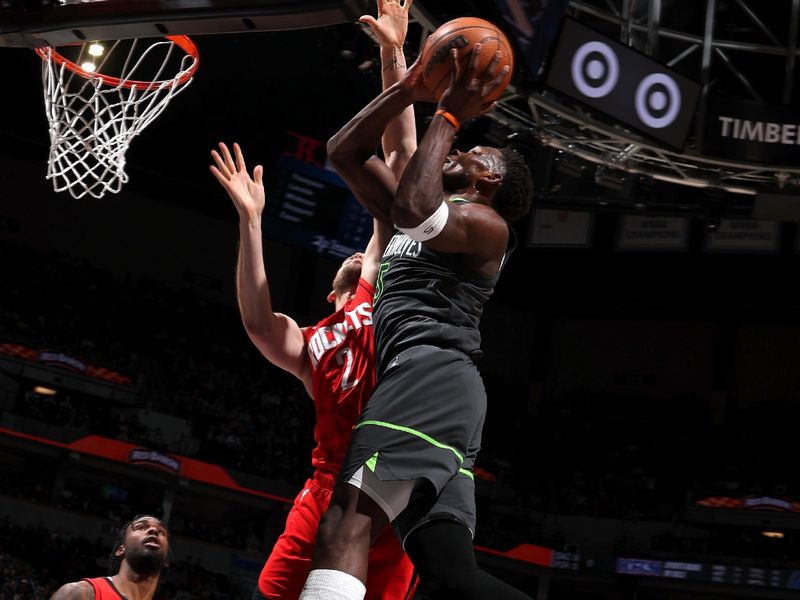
top-left (360, 218), bottom-right (394, 288)
top-left (354, 0), bottom-right (417, 279)
top-left (360, 0), bottom-right (417, 179)
top-left (210, 142), bottom-right (309, 387)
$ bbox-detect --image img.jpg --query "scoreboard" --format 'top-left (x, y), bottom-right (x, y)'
top-left (613, 558), bottom-right (800, 589)
top-left (551, 555), bottom-right (800, 591)
top-left (708, 564), bottom-right (798, 588)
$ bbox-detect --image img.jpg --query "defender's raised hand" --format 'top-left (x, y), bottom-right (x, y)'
top-left (359, 0), bottom-right (414, 49)
top-left (210, 142), bottom-right (265, 221)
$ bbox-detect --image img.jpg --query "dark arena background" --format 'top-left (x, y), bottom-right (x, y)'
top-left (2, 1), bottom-right (800, 598)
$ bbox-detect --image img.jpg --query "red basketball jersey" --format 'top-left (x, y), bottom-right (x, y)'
top-left (304, 278), bottom-right (376, 476)
top-left (82, 577), bottom-right (125, 599)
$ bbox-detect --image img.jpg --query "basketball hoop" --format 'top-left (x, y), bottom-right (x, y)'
top-left (35, 36), bottom-right (199, 199)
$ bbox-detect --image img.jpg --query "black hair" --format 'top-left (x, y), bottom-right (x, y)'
top-left (494, 147), bottom-right (534, 224)
top-left (108, 514), bottom-right (171, 577)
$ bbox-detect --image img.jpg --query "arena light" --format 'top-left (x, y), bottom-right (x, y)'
top-left (761, 531), bottom-right (785, 539)
top-left (33, 385), bottom-right (57, 395)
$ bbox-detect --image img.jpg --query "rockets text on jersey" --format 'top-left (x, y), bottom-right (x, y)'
top-left (307, 301), bottom-right (373, 367)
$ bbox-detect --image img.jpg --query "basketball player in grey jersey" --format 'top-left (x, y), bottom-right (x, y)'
top-left (299, 45), bottom-right (534, 600)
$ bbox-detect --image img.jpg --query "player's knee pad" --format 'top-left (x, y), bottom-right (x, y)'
top-left (405, 520), bottom-right (534, 600)
top-left (418, 556), bottom-right (480, 595)
top-left (404, 520), bottom-right (478, 594)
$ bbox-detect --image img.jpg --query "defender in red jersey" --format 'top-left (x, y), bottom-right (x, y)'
top-left (50, 515), bottom-right (170, 600)
top-left (209, 3), bottom-right (418, 598)
top-left (258, 275), bottom-right (414, 600)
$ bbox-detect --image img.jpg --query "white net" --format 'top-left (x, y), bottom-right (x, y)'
top-left (38, 37), bottom-right (199, 199)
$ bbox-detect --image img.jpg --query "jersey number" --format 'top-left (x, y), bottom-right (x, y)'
top-left (336, 346), bottom-right (359, 391)
top-left (374, 261), bottom-right (389, 304)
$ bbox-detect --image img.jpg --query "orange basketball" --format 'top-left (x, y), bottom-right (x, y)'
top-left (419, 16), bottom-right (514, 103)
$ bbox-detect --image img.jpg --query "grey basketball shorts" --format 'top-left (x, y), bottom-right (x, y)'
top-left (339, 344), bottom-right (486, 539)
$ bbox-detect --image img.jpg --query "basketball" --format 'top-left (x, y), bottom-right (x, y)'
top-left (419, 16), bottom-right (514, 103)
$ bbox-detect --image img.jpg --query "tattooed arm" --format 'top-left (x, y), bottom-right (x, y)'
top-left (50, 581), bottom-right (95, 599)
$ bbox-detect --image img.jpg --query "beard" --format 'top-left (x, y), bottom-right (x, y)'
top-left (125, 545), bottom-right (167, 576)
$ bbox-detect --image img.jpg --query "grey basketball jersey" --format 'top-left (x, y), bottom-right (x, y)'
top-left (373, 230), bottom-right (510, 373)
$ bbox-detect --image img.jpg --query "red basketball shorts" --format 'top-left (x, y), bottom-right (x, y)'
top-left (257, 472), bottom-right (417, 600)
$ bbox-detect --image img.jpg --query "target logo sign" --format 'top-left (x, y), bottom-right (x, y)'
top-left (635, 73), bottom-right (682, 129)
top-left (547, 18), bottom-right (700, 149)
top-left (570, 41), bottom-right (619, 98)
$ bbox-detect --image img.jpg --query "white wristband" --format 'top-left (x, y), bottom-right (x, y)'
top-left (396, 200), bottom-right (449, 241)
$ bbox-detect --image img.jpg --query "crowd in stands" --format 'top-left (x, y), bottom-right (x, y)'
top-left (0, 518), bottom-right (100, 599)
top-left (0, 241), bottom-right (315, 487)
top-left (2, 241), bottom-right (798, 565)
top-left (0, 454), bottom-right (279, 555)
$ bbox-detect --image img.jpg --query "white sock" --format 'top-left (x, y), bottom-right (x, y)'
top-left (299, 569), bottom-right (366, 600)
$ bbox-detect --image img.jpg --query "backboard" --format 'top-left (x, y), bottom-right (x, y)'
top-left (0, 0), bottom-right (370, 48)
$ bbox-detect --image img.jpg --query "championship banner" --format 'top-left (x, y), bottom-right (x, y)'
top-left (702, 95), bottom-right (800, 164)
top-left (617, 215), bottom-right (689, 251)
top-left (703, 219), bottom-right (781, 253)
top-left (528, 208), bottom-right (594, 247)
top-left (544, 17), bottom-right (701, 149)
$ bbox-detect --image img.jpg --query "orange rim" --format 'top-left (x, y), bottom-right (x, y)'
top-left (35, 35), bottom-right (199, 90)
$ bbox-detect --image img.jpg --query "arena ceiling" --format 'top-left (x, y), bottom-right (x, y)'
top-left (1, 0), bottom-right (800, 223)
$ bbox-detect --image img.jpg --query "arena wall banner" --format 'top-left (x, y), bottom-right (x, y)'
top-left (702, 95), bottom-right (800, 164)
top-left (695, 495), bottom-right (800, 513)
top-left (0, 426), bottom-right (292, 503)
top-left (0, 339), bottom-right (136, 386)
